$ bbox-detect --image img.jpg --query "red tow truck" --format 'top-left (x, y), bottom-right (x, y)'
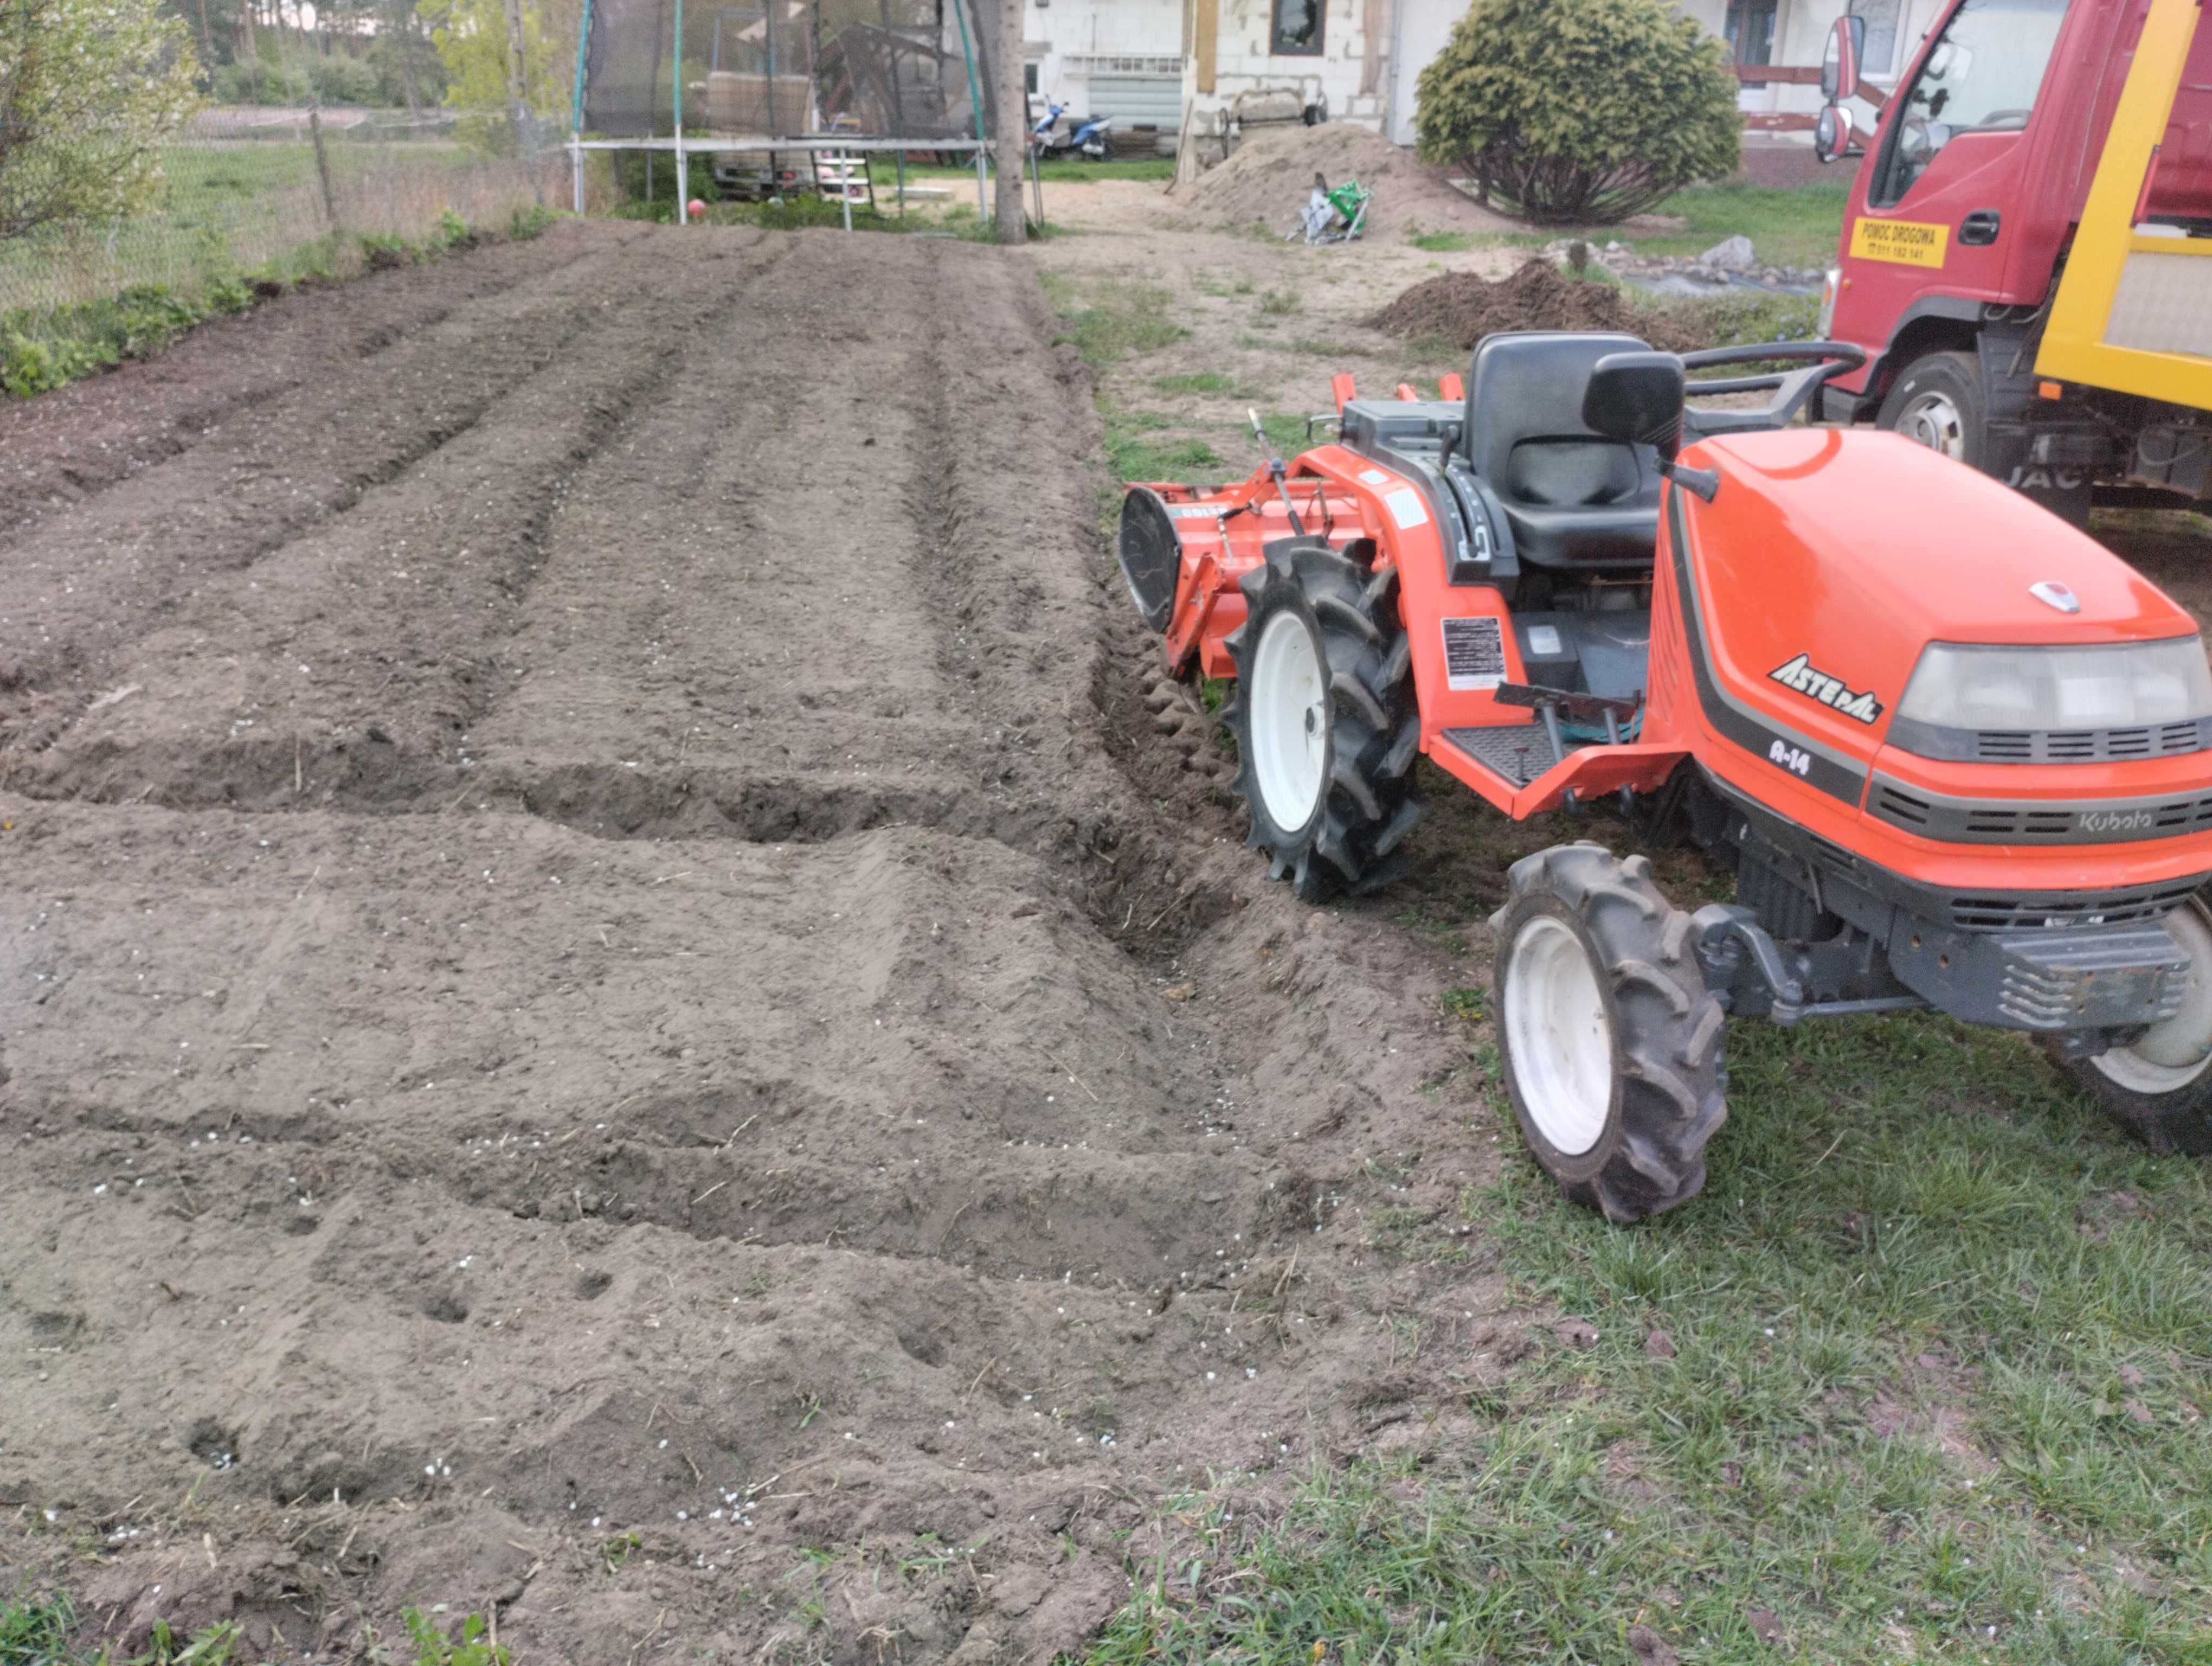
top-left (1814, 0), bottom-right (2212, 522)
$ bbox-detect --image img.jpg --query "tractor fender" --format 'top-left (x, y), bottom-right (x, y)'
top-left (1281, 445), bottom-right (1537, 745)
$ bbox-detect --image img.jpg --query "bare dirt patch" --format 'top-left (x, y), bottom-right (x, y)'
top-left (1, 222), bottom-right (1531, 1663)
top-left (1367, 256), bottom-right (1713, 354)
top-left (1173, 121), bottom-right (1517, 244)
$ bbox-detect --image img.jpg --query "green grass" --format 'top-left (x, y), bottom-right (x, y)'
top-left (1105, 408), bottom-right (1222, 482)
top-left (1085, 1012), bottom-right (2212, 1665)
top-left (903, 156), bottom-right (1175, 186)
top-left (0, 142), bottom-right (514, 316)
top-left (1038, 272), bottom-right (1188, 367)
top-left (0, 1592), bottom-right (507, 1664)
top-left (1660, 287), bottom-right (1825, 353)
top-left (2, 203), bottom-right (548, 400)
top-left (1153, 370), bottom-right (1241, 397)
top-left (670, 194), bottom-right (925, 234)
top-left (0, 1592), bottom-right (74, 1664)
top-left (1420, 181), bottom-right (1849, 271)
top-left (1637, 180), bottom-right (1854, 268)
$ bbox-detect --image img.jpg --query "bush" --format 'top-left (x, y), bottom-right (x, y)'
top-left (1415, 0), bottom-right (1740, 224)
top-left (0, 0), bottom-right (201, 239)
top-left (307, 52), bottom-right (384, 106)
top-left (1, 284), bottom-right (205, 397)
top-left (213, 59), bottom-right (311, 105)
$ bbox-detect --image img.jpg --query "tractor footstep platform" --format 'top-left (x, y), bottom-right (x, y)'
top-left (1441, 724), bottom-right (1588, 789)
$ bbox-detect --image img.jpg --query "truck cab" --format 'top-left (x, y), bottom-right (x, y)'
top-left (1819, 0), bottom-right (2212, 520)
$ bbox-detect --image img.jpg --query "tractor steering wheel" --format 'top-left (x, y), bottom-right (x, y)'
top-left (1677, 340), bottom-right (1869, 439)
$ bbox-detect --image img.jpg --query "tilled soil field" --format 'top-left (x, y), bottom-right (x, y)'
top-left (1, 224), bottom-right (1523, 1663)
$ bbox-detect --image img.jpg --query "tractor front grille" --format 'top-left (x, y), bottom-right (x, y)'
top-left (1947, 879), bottom-right (2204, 933)
top-left (1969, 720), bottom-right (2209, 762)
top-left (1889, 714), bottom-right (2212, 764)
top-left (1869, 774), bottom-right (2212, 844)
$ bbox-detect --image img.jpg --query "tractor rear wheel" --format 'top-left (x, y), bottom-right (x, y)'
top-left (1223, 540), bottom-right (1420, 900)
top-left (2048, 895), bottom-right (2212, 1156)
top-left (1491, 843), bottom-right (1728, 1221)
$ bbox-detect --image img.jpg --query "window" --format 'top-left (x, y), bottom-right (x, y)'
top-left (1271, 0), bottom-right (1322, 56)
top-left (1873, 0), bottom-right (2070, 206)
top-left (1849, 0), bottom-right (1902, 76)
top-left (1725, 0), bottom-right (1777, 67)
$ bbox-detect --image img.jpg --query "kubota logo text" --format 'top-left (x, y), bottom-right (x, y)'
top-left (2079, 809), bottom-right (2153, 835)
top-left (1767, 653), bottom-right (1883, 724)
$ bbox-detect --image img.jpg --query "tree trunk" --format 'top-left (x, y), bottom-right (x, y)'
top-left (989, 0), bottom-right (1025, 243)
top-left (394, 2), bottom-right (420, 117)
top-left (238, 0), bottom-right (259, 98)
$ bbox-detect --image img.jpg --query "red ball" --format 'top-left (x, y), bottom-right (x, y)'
top-left (686, 197), bottom-right (706, 221)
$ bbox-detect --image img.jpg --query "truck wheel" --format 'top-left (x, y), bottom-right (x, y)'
top-left (1490, 843), bottom-right (1728, 1222)
top-left (2048, 896), bottom-right (2212, 1156)
top-left (1222, 539), bottom-right (1421, 901)
top-left (1877, 350), bottom-right (1986, 467)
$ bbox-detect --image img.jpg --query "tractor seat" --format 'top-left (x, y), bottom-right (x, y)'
top-left (1462, 331), bottom-right (1662, 570)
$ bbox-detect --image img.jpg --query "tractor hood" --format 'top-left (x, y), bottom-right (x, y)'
top-left (1676, 428), bottom-right (2201, 768)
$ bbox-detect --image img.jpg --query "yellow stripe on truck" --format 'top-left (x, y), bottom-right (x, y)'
top-left (1850, 217), bottom-right (1950, 268)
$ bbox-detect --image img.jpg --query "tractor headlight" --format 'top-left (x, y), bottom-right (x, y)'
top-left (1898, 638), bottom-right (2212, 732)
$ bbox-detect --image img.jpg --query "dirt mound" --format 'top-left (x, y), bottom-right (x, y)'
top-left (1175, 121), bottom-right (1516, 242)
top-left (1367, 258), bottom-right (1708, 354)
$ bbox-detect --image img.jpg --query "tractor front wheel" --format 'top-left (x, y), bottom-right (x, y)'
top-left (1223, 540), bottom-right (1420, 900)
top-left (1491, 843), bottom-right (1728, 1222)
top-left (2049, 895), bottom-right (2212, 1156)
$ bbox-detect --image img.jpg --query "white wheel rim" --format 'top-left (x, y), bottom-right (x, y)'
top-left (1249, 607), bottom-right (1328, 832)
top-left (2093, 900), bottom-right (2212, 1094)
top-left (1893, 388), bottom-right (1966, 459)
top-left (1504, 915), bottom-right (1615, 1155)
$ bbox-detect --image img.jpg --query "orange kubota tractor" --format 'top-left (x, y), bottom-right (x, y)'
top-left (1117, 337), bottom-right (2212, 1220)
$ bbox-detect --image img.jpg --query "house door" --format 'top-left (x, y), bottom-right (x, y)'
top-left (1389, 0), bottom-right (1467, 144)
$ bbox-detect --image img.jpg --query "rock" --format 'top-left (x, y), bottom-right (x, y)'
top-left (1701, 234), bottom-right (1757, 270)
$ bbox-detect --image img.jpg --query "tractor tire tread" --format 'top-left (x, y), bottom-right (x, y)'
top-left (1493, 844), bottom-right (1728, 1223)
top-left (2039, 1035), bottom-right (2212, 1157)
top-left (1227, 536), bottom-right (1420, 902)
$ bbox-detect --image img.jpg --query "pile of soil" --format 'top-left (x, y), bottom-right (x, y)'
top-left (1366, 257), bottom-right (1709, 354)
top-left (1175, 121), bottom-right (1515, 242)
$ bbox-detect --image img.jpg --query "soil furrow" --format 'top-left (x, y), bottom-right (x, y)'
top-left (0, 223), bottom-right (653, 546)
top-left (0, 225), bottom-right (737, 750)
top-left (8, 235), bottom-right (795, 804)
top-left (0, 226), bottom-right (1508, 1666)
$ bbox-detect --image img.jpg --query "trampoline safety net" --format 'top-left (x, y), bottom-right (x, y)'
top-left (578, 0), bottom-right (998, 142)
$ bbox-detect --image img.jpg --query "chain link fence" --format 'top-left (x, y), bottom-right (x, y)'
top-left (0, 107), bottom-right (567, 316)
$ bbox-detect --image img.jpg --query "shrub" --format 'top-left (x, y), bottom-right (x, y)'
top-left (0, 0), bottom-right (201, 239)
top-left (1415, 0), bottom-right (1740, 224)
top-left (213, 59), bottom-right (311, 105)
top-left (306, 52), bottom-right (384, 107)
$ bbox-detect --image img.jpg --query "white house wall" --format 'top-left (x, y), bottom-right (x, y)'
top-left (1680, 0), bottom-right (1948, 126)
top-left (1026, 0), bottom-right (1956, 155)
top-left (1023, 0), bottom-right (1187, 123)
top-left (1187, 0), bottom-right (1394, 130)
